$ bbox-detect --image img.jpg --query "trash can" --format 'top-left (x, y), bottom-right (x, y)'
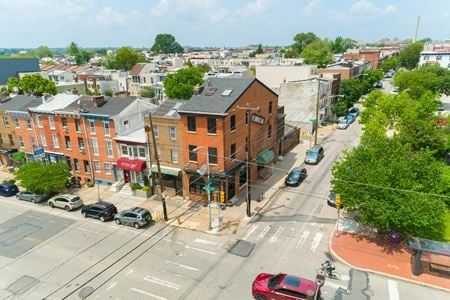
top-left (390, 232), bottom-right (400, 245)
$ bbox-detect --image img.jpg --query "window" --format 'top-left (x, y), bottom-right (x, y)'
top-left (131, 146), bottom-right (139, 158)
top-left (30, 137), bottom-right (36, 148)
top-left (103, 121), bottom-right (110, 136)
top-left (78, 137), bottom-right (85, 150)
top-left (74, 158), bottom-right (80, 171)
top-left (245, 111), bottom-right (249, 125)
top-left (231, 143), bottom-right (236, 160)
top-left (3, 116), bottom-right (10, 127)
top-left (91, 138), bottom-right (99, 155)
top-left (171, 149), bottom-right (178, 163)
top-left (104, 162), bottom-right (111, 175)
top-left (37, 116), bottom-right (43, 128)
top-left (436, 55), bottom-right (442, 60)
top-left (207, 118), bottom-right (216, 134)
top-left (230, 115), bottom-right (236, 132)
top-left (153, 125), bottom-right (159, 138)
top-left (40, 133), bottom-right (47, 146)
top-left (268, 124), bottom-right (272, 139)
top-left (75, 119), bottom-right (81, 131)
top-left (269, 101), bottom-right (273, 114)
top-left (106, 140), bottom-right (113, 157)
top-left (208, 147), bottom-right (218, 164)
top-left (0, 135), bottom-right (3, 145)
top-left (156, 145), bottom-right (161, 157)
top-left (61, 117), bottom-right (68, 128)
top-left (187, 116), bottom-right (196, 132)
top-left (239, 166), bottom-right (247, 187)
top-left (52, 134), bottom-right (59, 148)
top-left (49, 116), bottom-right (55, 129)
top-left (169, 127), bottom-right (176, 140)
top-left (138, 147), bottom-right (146, 158)
top-left (121, 144), bottom-right (128, 156)
top-left (18, 136), bottom-right (24, 148)
top-left (189, 145), bottom-right (197, 161)
top-left (94, 161), bottom-right (101, 173)
top-left (14, 117), bottom-right (19, 128)
top-left (89, 120), bottom-right (96, 134)
top-left (84, 160), bottom-right (91, 173)
top-left (65, 136), bottom-right (71, 149)
top-left (26, 118), bottom-right (32, 129)
top-left (189, 176), bottom-right (205, 195)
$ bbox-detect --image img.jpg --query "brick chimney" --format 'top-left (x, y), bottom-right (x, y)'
top-left (92, 95), bottom-right (106, 107)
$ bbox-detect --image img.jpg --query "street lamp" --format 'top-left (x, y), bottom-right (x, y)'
top-left (193, 146), bottom-right (213, 231)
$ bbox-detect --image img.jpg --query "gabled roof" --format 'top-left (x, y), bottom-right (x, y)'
top-left (130, 63), bottom-right (146, 76)
top-left (80, 97), bottom-right (135, 117)
top-left (30, 94), bottom-right (80, 113)
top-left (178, 78), bottom-right (261, 115)
top-left (152, 100), bottom-right (185, 119)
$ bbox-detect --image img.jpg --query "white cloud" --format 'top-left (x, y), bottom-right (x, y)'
top-left (234, 0), bottom-right (272, 19)
top-left (383, 4), bottom-right (397, 14)
top-left (0, 0), bottom-right (92, 19)
top-left (350, 0), bottom-right (396, 16)
top-left (96, 7), bottom-right (125, 25)
top-left (301, 0), bottom-right (319, 16)
top-left (151, 0), bottom-right (228, 22)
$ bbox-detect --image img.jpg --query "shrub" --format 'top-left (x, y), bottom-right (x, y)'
top-left (142, 186), bottom-right (151, 192)
top-left (86, 181), bottom-right (95, 188)
top-left (131, 183), bottom-right (142, 191)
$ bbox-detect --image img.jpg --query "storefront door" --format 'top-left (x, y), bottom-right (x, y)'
top-left (124, 170), bottom-right (131, 183)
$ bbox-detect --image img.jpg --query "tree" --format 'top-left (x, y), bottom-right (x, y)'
top-left (292, 32), bottom-right (319, 54)
top-left (7, 77), bottom-right (20, 94)
top-left (283, 48), bottom-right (299, 58)
top-left (102, 46), bottom-right (146, 70)
top-left (362, 69), bottom-right (383, 88)
top-left (15, 161), bottom-right (71, 195)
top-left (32, 45), bottom-right (53, 58)
top-left (338, 78), bottom-right (364, 106)
top-left (196, 63), bottom-right (211, 74)
top-left (300, 39), bottom-right (333, 67)
top-left (66, 42), bottom-right (92, 65)
top-left (103, 89), bottom-right (113, 97)
top-left (163, 67), bottom-right (204, 100)
top-left (67, 41), bottom-right (80, 57)
top-left (8, 74), bottom-right (56, 96)
top-left (393, 67), bottom-right (445, 99)
top-left (380, 56), bottom-right (399, 73)
top-left (398, 42), bottom-right (424, 69)
top-left (331, 36), bottom-right (356, 54)
top-left (151, 34), bottom-right (184, 54)
top-left (140, 86), bottom-right (155, 98)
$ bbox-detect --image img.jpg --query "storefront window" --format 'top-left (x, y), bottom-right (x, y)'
top-left (189, 176), bottom-right (205, 195)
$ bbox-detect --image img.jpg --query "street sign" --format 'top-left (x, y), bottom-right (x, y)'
top-left (33, 147), bottom-right (44, 157)
top-left (251, 114), bottom-right (265, 125)
top-left (203, 185), bottom-right (217, 192)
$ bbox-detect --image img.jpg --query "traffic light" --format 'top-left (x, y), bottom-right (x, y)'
top-left (213, 192), bottom-right (217, 202)
top-left (335, 194), bottom-right (341, 209)
top-left (220, 191), bottom-right (225, 203)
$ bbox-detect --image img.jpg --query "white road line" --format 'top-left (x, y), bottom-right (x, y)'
top-left (340, 274), bottom-right (350, 281)
top-left (310, 232), bottom-right (323, 253)
top-left (388, 279), bottom-right (400, 300)
top-left (130, 288), bottom-right (167, 300)
top-left (126, 269), bottom-right (134, 276)
top-left (105, 281), bottom-right (118, 291)
top-left (324, 281), bottom-right (348, 290)
top-left (257, 225), bottom-right (271, 240)
top-left (143, 276), bottom-right (181, 290)
top-left (243, 224), bottom-right (258, 240)
top-left (269, 226), bottom-right (284, 243)
top-left (193, 238), bottom-right (218, 246)
top-left (185, 245), bottom-right (216, 255)
top-left (165, 260), bottom-right (199, 271)
top-left (296, 231), bottom-right (310, 248)
top-left (162, 237), bottom-right (185, 245)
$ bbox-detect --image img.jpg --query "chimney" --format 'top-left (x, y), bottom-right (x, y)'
top-left (92, 95), bottom-right (106, 107)
top-left (194, 84), bottom-right (204, 95)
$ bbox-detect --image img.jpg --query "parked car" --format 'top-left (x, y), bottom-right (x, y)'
top-left (374, 81), bottom-right (383, 88)
top-left (16, 191), bottom-right (48, 203)
top-left (81, 202), bottom-right (118, 222)
top-left (337, 119), bottom-right (349, 129)
top-left (385, 71), bottom-right (393, 78)
top-left (252, 273), bottom-right (319, 300)
top-left (114, 207), bottom-right (152, 228)
top-left (348, 107), bottom-right (360, 118)
top-left (437, 101), bottom-right (446, 111)
top-left (48, 194), bottom-right (83, 211)
top-left (345, 114), bottom-right (355, 124)
top-left (0, 183), bottom-right (19, 197)
top-left (391, 87), bottom-right (399, 95)
top-left (285, 167), bottom-right (307, 187)
top-left (304, 145), bottom-right (324, 165)
top-left (327, 193), bottom-right (343, 208)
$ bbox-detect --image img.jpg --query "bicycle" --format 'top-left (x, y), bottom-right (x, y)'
top-left (317, 261), bottom-right (340, 280)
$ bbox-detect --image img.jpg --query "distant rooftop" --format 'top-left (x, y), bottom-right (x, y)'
top-left (152, 100), bottom-right (185, 118)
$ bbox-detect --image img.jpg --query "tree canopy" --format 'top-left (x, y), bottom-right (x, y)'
top-left (66, 42), bottom-right (92, 65)
top-left (7, 74), bottom-right (57, 96)
top-left (31, 45), bottom-right (53, 58)
top-left (300, 39), bottom-right (333, 67)
top-left (102, 46), bottom-right (146, 70)
top-left (398, 42), bottom-right (424, 70)
top-left (151, 34), bottom-right (184, 54)
top-left (380, 56), bottom-right (399, 73)
top-left (292, 32), bottom-right (319, 54)
top-left (331, 36), bottom-right (356, 54)
top-left (163, 67), bottom-right (204, 100)
top-left (15, 161), bottom-right (71, 195)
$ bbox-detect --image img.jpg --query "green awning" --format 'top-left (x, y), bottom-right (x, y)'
top-left (256, 149), bottom-right (275, 165)
top-left (150, 166), bottom-right (180, 176)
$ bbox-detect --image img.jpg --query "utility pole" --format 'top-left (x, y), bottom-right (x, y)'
top-left (148, 113), bottom-right (168, 221)
top-left (237, 103), bottom-right (260, 217)
top-left (145, 116), bottom-right (156, 194)
top-left (413, 16), bottom-right (420, 43)
top-left (314, 79), bottom-right (321, 146)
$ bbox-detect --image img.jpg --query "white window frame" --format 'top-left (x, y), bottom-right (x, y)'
top-left (138, 147), bottom-right (146, 159)
top-left (74, 158), bottom-right (80, 171)
top-left (75, 119), bottom-right (81, 132)
top-left (37, 115), bottom-right (43, 128)
top-left (40, 133), bottom-right (47, 146)
top-left (18, 136), bottom-right (24, 148)
top-left (52, 134), bottom-right (59, 148)
top-left (49, 116), bottom-right (55, 129)
top-left (14, 117), bottom-right (20, 128)
top-left (171, 149), bottom-right (178, 163)
top-left (121, 144), bottom-right (128, 156)
top-left (94, 160), bottom-right (101, 173)
top-left (103, 121), bottom-right (110, 136)
top-left (89, 120), bottom-right (96, 134)
top-left (169, 127), bottom-right (176, 140)
top-left (91, 138), bottom-right (99, 156)
top-left (104, 162), bottom-right (111, 175)
top-left (106, 140), bottom-right (113, 157)
top-left (26, 118), bottom-right (32, 130)
top-left (3, 116), bottom-right (10, 127)
top-left (30, 137), bottom-right (36, 148)
top-left (153, 125), bottom-right (159, 138)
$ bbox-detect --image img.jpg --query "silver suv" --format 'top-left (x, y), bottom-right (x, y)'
top-left (48, 194), bottom-right (83, 211)
top-left (114, 207), bottom-right (152, 229)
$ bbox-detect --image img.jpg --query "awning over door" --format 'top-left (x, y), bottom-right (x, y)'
top-left (116, 157), bottom-right (147, 172)
top-left (255, 149), bottom-right (275, 165)
top-left (150, 166), bottom-right (181, 176)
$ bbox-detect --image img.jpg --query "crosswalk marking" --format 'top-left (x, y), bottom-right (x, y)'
top-left (310, 232), bottom-right (323, 253)
top-left (130, 288), bottom-right (167, 300)
top-left (243, 224), bottom-right (258, 240)
top-left (257, 225), bottom-right (271, 240)
top-left (185, 245), bottom-right (216, 255)
top-left (143, 276), bottom-right (181, 290)
top-left (269, 226), bottom-right (284, 243)
top-left (324, 281), bottom-right (348, 291)
top-left (193, 238), bottom-right (218, 246)
top-left (165, 260), bottom-right (199, 271)
top-left (388, 280), bottom-right (400, 300)
top-left (296, 231), bottom-right (310, 248)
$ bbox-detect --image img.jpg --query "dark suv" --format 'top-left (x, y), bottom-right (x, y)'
top-left (81, 202), bottom-right (117, 222)
top-left (114, 207), bottom-right (152, 229)
top-left (0, 183), bottom-right (19, 197)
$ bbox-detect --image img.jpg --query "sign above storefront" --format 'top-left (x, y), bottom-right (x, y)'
top-left (251, 114), bottom-right (265, 125)
top-left (117, 157), bottom-right (147, 172)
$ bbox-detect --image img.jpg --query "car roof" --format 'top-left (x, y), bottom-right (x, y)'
top-left (280, 274), bottom-right (317, 294)
top-left (1, 183), bottom-right (16, 187)
top-left (291, 166), bottom-right (306, 172)
top-left (308, 145), bottom-right (322, 151)
top-left (129, 207), bottom-right (149, 214)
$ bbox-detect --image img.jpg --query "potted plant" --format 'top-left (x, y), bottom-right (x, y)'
top-left (134, 184), bottom-right (151, 198)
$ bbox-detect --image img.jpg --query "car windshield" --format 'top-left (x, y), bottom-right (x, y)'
top-left (306, 150), bottom-right (317, 158)
top-left (70, 196), bottom-right (80, 202)
top-left (288, 171), bottom-right (301, 180)
top-left (338, 120), bottom-right (347, 124)
top-left (141, 211), bottom-right (150, 219)
top-left (268, 274), bottom-right (283, 289)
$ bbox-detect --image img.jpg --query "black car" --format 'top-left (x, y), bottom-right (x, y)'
top-left (81, 202), bottom-right (118, 222)
top-left (0, 183), bottom-right (19, 197)
top-left (285, 167), bottom-right (307, 187)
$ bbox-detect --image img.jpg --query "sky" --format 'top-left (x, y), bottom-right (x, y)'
top-left (1, 0), bottom-right (449, 48)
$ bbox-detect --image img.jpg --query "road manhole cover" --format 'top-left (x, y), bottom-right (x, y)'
top-left (228, 239), bottom-right (255, 257)
top-left (78, 286), bottom-right (94, 299)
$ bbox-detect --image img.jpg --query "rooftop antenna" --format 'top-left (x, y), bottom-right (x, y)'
top-left (413, 16), bottom-right (420, 43)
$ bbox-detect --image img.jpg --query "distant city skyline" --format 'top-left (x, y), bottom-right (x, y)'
top-left (1, 0), bottom-right (449, 48)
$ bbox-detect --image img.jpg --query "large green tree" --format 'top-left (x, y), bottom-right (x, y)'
top-left (300, 39), bottom-right (333, 67)
top-left (380, 56), bottom-right (399, 73)
top-left (32, 45), bottom-right (53, 58)
top-left (15, 162), bottom-right (71, 195)
top-left (151, 34), bottom-right (184, 54)
top-left (393, 66), bottom-right (449, 99)
top-left (292, 32), bottom-right (319, 54)
top-left (7, 74), bottom-right (57, 96)
top-left (398, 42), bottom-right (424, 69)
top-left (331, 36), bottom-right (356, 54)
top-left (102, 46), bottom-right (146, 70)
top-left (163, 67), bottom-right (204, 100)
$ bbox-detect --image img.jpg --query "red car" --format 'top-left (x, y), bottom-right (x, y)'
top-left (252, 273), bottom-right (319, 300)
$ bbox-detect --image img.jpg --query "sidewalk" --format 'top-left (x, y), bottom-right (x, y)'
top-left (330, 226), bottom-right (450, 291)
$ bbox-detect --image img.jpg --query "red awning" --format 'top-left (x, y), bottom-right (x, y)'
top-left (116, 157), bottom-right (147, 172)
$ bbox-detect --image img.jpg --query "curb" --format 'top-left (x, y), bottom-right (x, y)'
top-left (328, 230), bottom-right (450, 293)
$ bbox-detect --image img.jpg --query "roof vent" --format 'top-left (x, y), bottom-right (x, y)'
top-left (221, 89), bottom-right (233, 96)
top-left (92, 95), bottom-right (106, 107)
top-left (205, 88), bottom-right (217, 96)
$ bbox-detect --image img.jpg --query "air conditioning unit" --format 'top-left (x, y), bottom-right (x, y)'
top-left (80, 147), bottom-right (85, 152)
top-left (62, 126), bottom-right (68, 132)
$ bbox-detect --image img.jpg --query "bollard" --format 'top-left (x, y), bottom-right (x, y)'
top-left (177, 217), bottom-right (181, 225)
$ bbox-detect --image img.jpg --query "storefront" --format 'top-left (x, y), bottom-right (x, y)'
top-left (0, 148), bottom-right (17, 167)
top-left (151, 165), bottom-right (182, 196)
top-left (116, 157), bottom-right (148, 184)
top-left (255, 148), bottom-right (275, 179)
